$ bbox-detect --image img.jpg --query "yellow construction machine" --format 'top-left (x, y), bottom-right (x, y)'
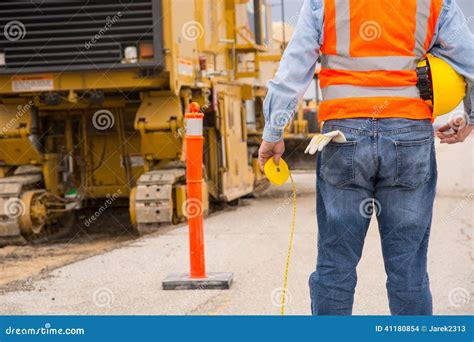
top-left (0, 0), bottom-right (315, 245)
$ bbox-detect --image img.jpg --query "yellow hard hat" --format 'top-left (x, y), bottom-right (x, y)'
top-left (417, 54), bottom-right (466, 117)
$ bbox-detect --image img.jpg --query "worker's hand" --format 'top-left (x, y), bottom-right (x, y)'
top-left (258, 140), bottom-right (285, 171)
top-left (304, 130), bottom-right (347, 155)
top-left (436, 117), bottom-right (473, 144)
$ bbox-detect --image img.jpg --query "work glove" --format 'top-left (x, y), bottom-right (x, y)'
top-left (304, 130), bottom-right (347, 155)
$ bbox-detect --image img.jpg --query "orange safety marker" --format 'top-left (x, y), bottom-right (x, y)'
top-left (162, 103), bottom-right (233, 290)
top-left (185, 103), bottom-right (206, 278)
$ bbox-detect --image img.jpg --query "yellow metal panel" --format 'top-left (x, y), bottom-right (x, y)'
top-left (0, 103), bottom-right (41, 165)
top-left (175, 185), bottom-right (187, 219)
top-left (135, 95), bottom-right (184, 161)
top-left (205, 128), bottom-right (219, 199)
top-left (0, 138), bottom-right (40, 166)
top-left (43, 154), bottom-right (59, 195)
top-left (86, 186), bottom-right (130, 198)
top-left (76, 105), bottom-right (142, 200)
top-left (202, 180), bottom-right (209, 215)
top-left (216, 83), bottom-right (254, 201)
top-left (0, 103), bottom-right (33, 136)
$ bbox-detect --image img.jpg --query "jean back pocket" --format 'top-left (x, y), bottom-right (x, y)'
top-left (320, 141), bottom-right (357, 188)
top-left (395, 137), bottom-right (433, 188)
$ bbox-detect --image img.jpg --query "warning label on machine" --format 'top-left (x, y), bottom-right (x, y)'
top-left (12, 75), bottom-right (54, 92)
top-left (177, 58), bottom-right (194, 77)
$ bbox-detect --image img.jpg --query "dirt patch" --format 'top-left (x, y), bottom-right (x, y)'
top-left (0, 237), bottom-right (131, 288)
top-left (0, 207), bottom-right (136, 290)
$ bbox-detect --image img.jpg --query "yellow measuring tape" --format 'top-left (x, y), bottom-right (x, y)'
top-left (264, 158), bottom-right (297, 315)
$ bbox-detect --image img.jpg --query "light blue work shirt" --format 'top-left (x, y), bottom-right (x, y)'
top-left (263, 0), bottom-right (474, 142)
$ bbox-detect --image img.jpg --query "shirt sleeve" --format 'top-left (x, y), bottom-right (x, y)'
top-left (430, 0), bottom-right (474, 124)
top-left (262, 0), bottom-right (324, 142)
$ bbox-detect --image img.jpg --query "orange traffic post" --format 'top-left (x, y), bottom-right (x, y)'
top-left (162, 102), bottom-right (233, 290)
top-left (185, 103), bottom-right (206, 278)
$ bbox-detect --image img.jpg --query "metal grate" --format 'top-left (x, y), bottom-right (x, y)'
top-left (0, 1), bottom-right (163, 73)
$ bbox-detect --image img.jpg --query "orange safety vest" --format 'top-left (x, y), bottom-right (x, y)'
top-left (318, 0), bottom-right (443, 122)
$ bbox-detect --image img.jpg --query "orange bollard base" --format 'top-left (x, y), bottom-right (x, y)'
top-left (162, 272), bottom-right (233, 290)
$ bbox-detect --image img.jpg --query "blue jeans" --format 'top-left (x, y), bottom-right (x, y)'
top-left (309, 118), bottom-right (437, 315)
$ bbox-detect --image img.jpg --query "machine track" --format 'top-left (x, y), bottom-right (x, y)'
top-left (131, 169), bottom-right (186, 234)
top-left (0, 174), bottom-right (42, 246)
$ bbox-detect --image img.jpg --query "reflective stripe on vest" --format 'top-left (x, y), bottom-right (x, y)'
top-left (322, 85), bottom-right (420, 100)
top-left (414, 0), bottom-right (432, 57)
top-left (321, 55), bottom-right (418, 71)
top-left (334, 0), bottom-right (350, 56)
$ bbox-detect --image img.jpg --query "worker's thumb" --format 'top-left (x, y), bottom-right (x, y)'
top-left (273, 154), bottom-right (281, 166)
top-left (436, 123), bottom-right (451, 133)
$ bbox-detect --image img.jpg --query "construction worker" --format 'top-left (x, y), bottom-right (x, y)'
top-left (259, 0), bottom-right (473, 315)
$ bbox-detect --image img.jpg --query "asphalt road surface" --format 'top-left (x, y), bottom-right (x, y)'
top-left (0, 136), bottom-right (472, 315)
